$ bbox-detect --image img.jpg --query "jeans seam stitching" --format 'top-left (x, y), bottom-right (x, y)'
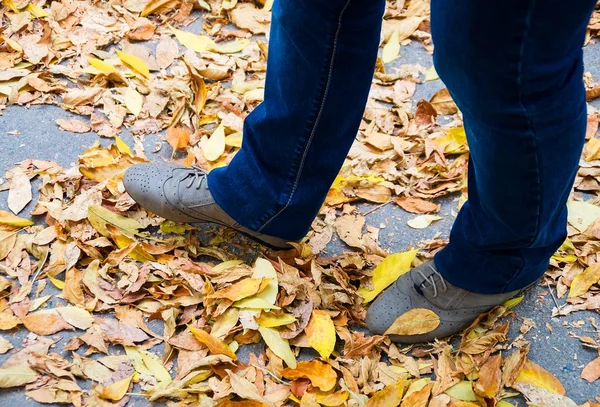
top-left (503, 0), bottom-right (540, 292)
top-left (256, 0), bottom-right (352, 233)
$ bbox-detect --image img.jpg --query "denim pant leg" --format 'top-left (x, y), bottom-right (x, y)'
top-left (208, 0), bottom-right (385, 241)
top-left (432, 0), bottom-right (597, 294)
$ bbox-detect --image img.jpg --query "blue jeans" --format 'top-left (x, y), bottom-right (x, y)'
top-left (209, 0), bottom-right (596, 293)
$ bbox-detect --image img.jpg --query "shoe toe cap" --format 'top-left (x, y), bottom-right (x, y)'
top-left (365, 283), bottom-right (413, 335)
top-left (124, 163), bottom-right (183, 219)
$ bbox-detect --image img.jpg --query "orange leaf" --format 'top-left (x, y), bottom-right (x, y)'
top-left (21, 310), bottom-right (74, 335)
top-left (166, 126), bottom-right (191, 151)
top-left (281, 360), bottom-right (337, 392)
top-left (208, 278), bottom-right (272, 302)
top-left (400, 383), bottom-right (431, 407)
top-left (305, 310), bottom-right (336, 359)
top-left (188, 325), bottom-right (237, 360)
top-left (384, 308), bottom-right (440, 336)
top-left (474, 354), bottom-right (502, 398)
top-left (365, 380), bottom-right (409, 407)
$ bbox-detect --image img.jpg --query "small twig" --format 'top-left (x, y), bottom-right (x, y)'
top-left (547, 281), bottom-right (562, 310)
top-left (31, 249), bottom-right (50, 283)
top-left (362, 200), bottom-right (392, 216)
top-left (251, 363), bottom-right (288, 385)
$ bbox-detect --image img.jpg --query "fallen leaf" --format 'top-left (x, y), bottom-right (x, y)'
top-left (172, 28), bottom-right (211, 53)
top-left (96, 375), bottom-right (132, 401)
top-left (21, 309), bottom-right (74, 335)
top-left (88, 205), bottom-right (142, 238)
top-left (382, 30), bottom-right (400, 64)
top-left (281, 360), bottom-right (337, 391)
top-left (55, 306), bottom-right (94, 330)
top-left (188, 325), bottom-right (237, 360)
top-left (124, 86), bottom-right (143, 116)
top-left (400, 382), bottom-right (431, 407)
top-left (568, 263), bottom-right (600, 298)
top-left (359, 250), bottom-right (418, 303)
top-left (0, 363), bottom-right (38, 388)
top-left (166, 126), bottom-right (191, 151)
top-left (582, 357), bottom-right (600, 383)
top-left (156, 36), bottom-right (179, 69)
top-left (0, 210), bottom-right (33, 228)
top-left (394, 197), bottom-right (440, 214)
top-left (474, 354), bottom-right (502, 398)
top-left (204, 123), bottom-right (226, 161)
top-left (56, 118), bottom-right (91, 133)
top-left (384, 308), bottom-right (440, 336)
top-left (7, 167), bottom-right (31, 215)
top-left (429, 88), bottom-right (458, 115)
top-left (407, 214), bottom-right (442, 229)
top-left (141, 0), bottom-right (181, 16)
top-left (512, 384), bottom-right (577, 407)
top-left (304, 310), bottom-right (336, 359)
top-left (567, 201), bottom-right (600, 233)
top-left (365, 380), bottom-right (409, 407)
top-left (513, 360), bottom-right (565, 395)
top-left (335, 214), bottom-right (365, 249)
top-left (258, 326), bottom-right (297, 368)
top-left (116, 50), bottom-right (150, 78)
top-left (257, 312), bottom-right (296, 328)
top-left (208, 278), bottom-right (272, 302)
top-left (0, 337), bottom-right (13, 354)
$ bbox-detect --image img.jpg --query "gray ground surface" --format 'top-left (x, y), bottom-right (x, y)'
top-left (1, 35), bottom-right (600, 407)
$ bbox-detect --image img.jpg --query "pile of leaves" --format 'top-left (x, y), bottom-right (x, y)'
top-left (1, 0), bottom-right (600, 406)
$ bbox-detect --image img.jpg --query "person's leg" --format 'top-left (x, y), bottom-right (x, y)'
top-left (367, 0), bottom-right (596, 343)
top-left (432, 0), bottom-right (597, 294)
top-left (208, 0), bottom-right (386, 241)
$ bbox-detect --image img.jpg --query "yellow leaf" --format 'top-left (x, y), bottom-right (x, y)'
top-left (225, 132), bottom-right (242, 148)
top-left (584, 137), bottom-right (600, 161)
top-left (208, 39), bottom-right (251, 54)
top-left (444, 381), bottom-right (477, 401)
top-left (407, 214), bottom-right (443, 229)
top-left (281, 360), bottom-right (337, 391)
top-left (0, 210), bottom-right (33, 228)
top-left (567, 201), bottom-right (600, 232)
top-left (503, 295), bottom-right (524, 309)
top-left (204, 124), bottom-right (226, 161)
top-left (365, 380), bottom-right (409, 407)
top-left (256, 312), bottom-right (296, 328)
top-left (87, 205), bottom-right (143, 238)
top-left (384, 308), bottom-right (440, 336)
top-left (116, 50), bottom-right (150, 78)
top-left (257, 326), bottom-right (296, 368)
top-left (513, 360), bottom-right (566, 395)
top-left (1, 0), bottom-right (20, 13)
top-left (434, 126), bottom-right (469, 154)
top-left (359, 250), bottom-right (418, 303)
top-left (305, 310), bottom-right (336, 359)
top-left (141, 0), bottom-right (181, 16)
top-left (211, 308), bottom-right (240, 338)
top-left (139, 350), bottom-right (172, 385)
top-left (188, 325), bottom-right (237, 360)
top-left (88, 57), bottom-right (117, 74)
top-left (234, 258), bottom-right (278, 308)
top-left (26, 3), bottom-right (49, 18)
top-left (115, 136), bottom-right (132, 156)
top-left (382, 30), bottom-right (400, 64)
top-left (97, 375), bottom-right (132, 401)
top-left (171, 28), bottom-right (212, 53)
top-left (55, 306), bottom-right (94, 330)
top-left (315, 390), bottom-right (349, 406)
top-left (0, 363), bottom-right (38, 388)
top-left (124, 86), bottom-right (143, 116)
top-left (425, 66), bottom-right (439, 81)
top-left (125, 346), bottom-right (153, 377)
top-left (568, 263), bottom-right (600, 298)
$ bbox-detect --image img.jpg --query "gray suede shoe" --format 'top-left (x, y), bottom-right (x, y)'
top-left (123, 163), bottom-right (294, 249)
top-left (365, 260), bottom-right (523, 344)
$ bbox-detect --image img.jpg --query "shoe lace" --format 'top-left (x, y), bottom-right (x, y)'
top-left (183, 166), bottom-right (208, 190)
top-left (416, 264), bottom-right (448, 298)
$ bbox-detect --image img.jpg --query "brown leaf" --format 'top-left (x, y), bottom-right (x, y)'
top-left (400, 383), bottom-right (431, 407)
top-left (355, 185), bottom-right (392, 204)
top-left (56, 119), bottom-right (91, 133)
top-left (384, 308), bottom-right (440, 336)
top-left (126, 24), bottom-right (155, 41)
top-left (394, 197), bottom-right (440, 214)
top-left (21, 310), bottom-right (74, 335)
top-left (582, 357), bottom-right (600, 383)
top-left (96, 318), bottom-right (150, 345)
top-left (429, 88), bottom-right (458, 115)
top-left (230, 3), bottom-right (271, 34)
top-left (334, 214), bottom-right (365, 249)
top-left (474, 354), bottom-right (502, 398)
top-left (7, 167), bottom-right (32, 215)
top-left (156, 36), bottom-right (179, 69)
top-left (415, 99), bottom-right (437, 127)
top-left (501, 346), bottom-right (529, 388)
